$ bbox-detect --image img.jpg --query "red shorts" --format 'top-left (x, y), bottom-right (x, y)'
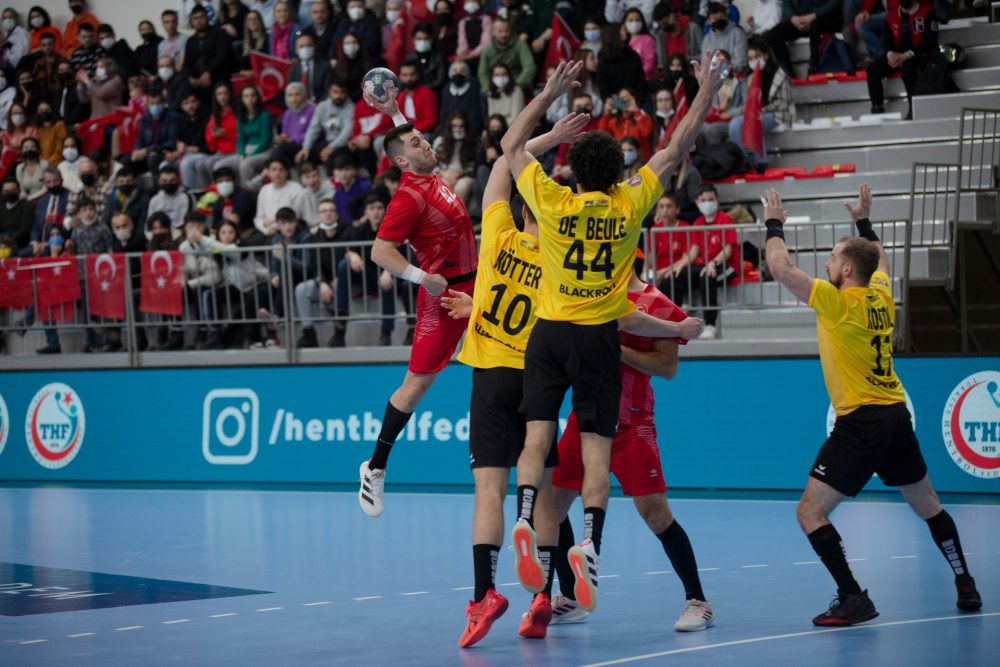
top-left (552, 412), bottom-right (667, 497)
top-left (408, 278), bottom-right (475, 374)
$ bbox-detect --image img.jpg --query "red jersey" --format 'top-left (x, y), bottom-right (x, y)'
top-left (692, 211), bottom-right (741, 275)
top-left (653, 220), bottom-right (693, 267)
top-left (377, 171), bottom-right (478, 278)
top-left (618, 282), bottom-right (688, 426)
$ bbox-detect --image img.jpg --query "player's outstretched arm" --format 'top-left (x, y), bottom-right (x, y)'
top-left (500, 59), bottom-right (585, 181)
top-left (619, 310), bottom-right (705, 340)
top-left (844, 183), bottom-right (889, 275)
top-left (646, 51), bottom-right (731, 188)
top-left (621, 341), bottom-right (680, 380)
top-left (762, 188), bottom-right (813, 302)
top-left (371, 238), bottom-right (448, 295)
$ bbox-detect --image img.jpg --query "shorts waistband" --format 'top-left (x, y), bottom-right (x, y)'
top-left (445, 271), bottom-right (477, 285)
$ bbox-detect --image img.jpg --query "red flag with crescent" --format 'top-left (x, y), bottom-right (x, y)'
top-left (251, 51), bottom-right (295, 102)
top-left (0, 258), bottom-right (34, 310)
top-left (140, 250), bottom-right (183, 316)
top-left (86, 253), bottom-right (127, 320)
top-left (740, 62), bottom-right (765, 158)
top-left (32, 257), bottom-right (81, 322)
top-left (657, 79), bottom-right (690, 150)
top-left (543, 13), bottom-right (581, 81)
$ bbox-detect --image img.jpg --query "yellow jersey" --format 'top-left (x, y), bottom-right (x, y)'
top-left (457, 201), bottom-right (542, 370)
top-left (809, 271), bottom-right (906, 415)
top-left (516, 161), bottom-right (663, 325)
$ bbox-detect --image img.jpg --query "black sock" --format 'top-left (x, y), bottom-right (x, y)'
top-left (539, 546), bottom-right (555, 597)
top-left (555, 517), bottom-right (576, 599)
top-left (926, 510), bottom-right (971, 579)
top-left (369, 402), bottom-right (412, 470)
top-left (807, 524), bottom-right (862, 595)
top-left (583, 507), bottom-right (606, 555)
top-left (472, 544), bottom-right (499, 602)
top-left (656, 520), bottom-right (705, 601)
top-left (516, 485), bottom-right (537, 526)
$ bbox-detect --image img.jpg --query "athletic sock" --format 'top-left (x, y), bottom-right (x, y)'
top-left (516, 485), bottom-right (538, 526)
top-left (369, 402), bottom-right (412, 470)
top-left (656, 520), bottom-right (706, 601)
top-left (583, 507), bottom-right (606, 555)
top-left (472, 544), bottom-right (500, 602)
top-left (555, 517), bottom-right (576, 599)
top-left (807, 524), bottom-right (862, 595)
top-left (926, 510), bottom-right (971, 579)
top-left (539, 546), bottom-right (555, 597)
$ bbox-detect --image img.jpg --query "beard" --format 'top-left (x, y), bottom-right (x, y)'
top-left (829, 271), bottom-right (843, 288)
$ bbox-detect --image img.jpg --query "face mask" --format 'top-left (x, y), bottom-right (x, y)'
top-left (49, 234), bottom-right (64, 247)
top-left (497, 6), bottom-right (507, 19)
top-left (452, 130), bottom-right (465, 140)
top-left (81, 173), bottom-right (97, 187)
top-left (23, 150), bottom-right (40, 161)
top-left (298, 46), bottom-right (314, 61)
top-left (2, 19), bottom-right (15, 33)
top-left (114, 229), bottom-right (132, 242)
top-left (158, 66), bottom-right (174, 81)
top-left (426, 0), bottom-right (436, 11)
top-left (386, 10), bottom-right (400, 22)
top-left (414, 39), bottom-right (431, 53)
top-left (118, 183), bottom-right (135, 196)
top-left (151, 232), bottom-right (171, 244)
top-left (149, 104), bottom-right (164, 117)
top-left (900, 0), bottom-right (915, 8)
top-left (31, 16), bottom-right (44, 28)
top-left (70, 4), bottom-right (84, 15)
top-left (3, 192), bottom-right (18, 204)
top-left (11, 113), bottom-right (24, 127)
top-left (79, 215), bottom-right (96, 226)
top-left (348, 7), bottom-right (364, 21)
top-left (622, 149), bottom-right (638, 166)
top-left (216, 181), bottom-right (235, 198)
top-left (492, 75), bottom-right (509, 89)
top-left (748, 58), bottom-right (762, 71)
top-left (319, 221), bottom-right (338, 231)
top-left (39, 111), bottom-right (53, 123)
top-left (625, 21), bottom-right (643, 35)
top-left (584, 29), bottom-right (600, 42)
top-left (697, 200), bottom-right (718, 217)
top-left (712, 19), bottom-right (728, 31)
top-left (95, 67), bottom-right (107, 81)
top-left (63, 147), bottom-right (79, 162)
top-left (161, 182), bottom-right (179, 195)
top-left (450, 73), bottom-right (467, 87)
top-left (464, 2), bottom-right (479, 13)
top-left (59, 71), bottom-right (73, 84)
top-left (656, 109), bottom-right (674, 119)
top-left (100, 37), bottom-right (115, 50)
top-left (342, 43), bottom-right (359, 57)
top-left (141, 32), bottom-right (155, 43)
top-left (0, 247), bottom-right (10, 259)
top-left (669, 68), bottom-right (683, 78)
top-left (489, 129), bottom-right (502, 140)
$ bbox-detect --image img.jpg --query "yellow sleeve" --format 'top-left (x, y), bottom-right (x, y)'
top-left (480, 201), bottom-right (514, 254)
top-left (515, 161), bottom-right (574, 229)
top-left (615, 166), bottom-right (665, 224)
top-left (808, 278), bottom-right (848, 323)
top-left (869, 271), bottom-right (892, 299)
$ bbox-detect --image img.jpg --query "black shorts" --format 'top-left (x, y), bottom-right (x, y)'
top-left (810, 403), bottom-right (928, 497)
top-left (520, 319), bottom-right (622, 439)
top-left (470, 366), bottom-right (558, 469)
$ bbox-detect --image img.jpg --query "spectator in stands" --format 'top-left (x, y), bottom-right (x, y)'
top-left (432, 1), bottom-right (459, 57)
top-left (254, 158), bottom-right (309, 238)
top-left (382, 0), bottom-right (409, 74)
top-left (182, 0), bottom-right (219, 29)
top-left (600, 86), bottom-right (654, 161)
top-left (486, 63), bottom-right (524, 127)
top-left (345, 93), bottom-right (390, 177)
top-left (176, 210), bottom-right (222, 349)
top-left (290, 33), bottom-right (332, 104)
top-left (330, 194), bottom-right (387, 347)
top-left (154, 56), bottom-right (184, 113)
top-left (66, 195), bottom-right (112, 258)
top-left (63, 1), bottom-right (100, 59)
top-left (13, 70), bottom-right (42, 117)
top-left (239, 11), bottom-right (269, 74)
top-left (211, 165), bottom-right (256, 238)
top-left (335, 0), bottom-right (383, 60)
top-left (702, 3), bottom-right (748, 71)
top-left (477, 18), bottom-right (536, 93)
top-left (124, 75), bottom-right (150, 120)
top-left (330, 152), bottom-right (370, 224)
top-left (579, 16), bottom-right (602, 56)
top-left (474, 112), bottom-right (506, 186)
top-left (397, 59), bottom-right (440, 134)
top-left (263, 205), bottom-right (313, 326)
top-left (201, 217), bottom-right (268, 349)
top-left (131, 89), bottom-right (179, 176)
top-left (652, 85), bottom-right (676, 146)
top-left (29, 167), bottom-right (69, 256)
top-left (158, 10), bottom-right (187, 68)
top-left (653, 4), bottom-right (702, 64)
top-left (333, 32), bottom-right (375, 103)
top-left (70, 22), bottom-right (101, 77)
top-left (302, 0), bottom-right (336, 65)
top-left (295, 197), bottom-right (350, 347)
top-left (175, 91), bottom-right (211, 190)
top-left (456, 0), bottom-right (492, 74)
top-left (299, 161), bottom-right (332, 224)
top-left (51, 60), bottom-right (86, 128)
top-left (846, 0), bottom-right (887, 63)
top-left (696, 50), bottom-right (745, 147)
top-left (764, 0), bottom-right (844, 76)
top-left (297, 78), bottom-right (354, 165)
top-left (235, 85), bottom-right (274, 186)
top-left (0, 177), bottom-right (32, 248)
top-left (133, 20), bottom-right (162, 78)
top-left (749, 0), bottom-right (782, 36)
top-left (271, 82), bottom-right (316, 169)
top-left (96, 23), bottom-right (135, 79)
top-left (619, 135), bottom-right (645, 182)
top-left (0, 11), bottom-right (29, 71)
top-left (202, 83), bottom-right (239, 184)
top-left (651, 192), bottom-right (697, 292)
top-left (183, 5), bottom-right (235, 104)
top-left (688, 184), bottom-right (738, 339)
top-left (408, 22), bottom-right (447, 93)
top-left (728, 39), bottom-right (795, 169)
top-left (669, 156), bottom-right (703, 222)
top-left (867, 0), bottom-right (940, 119)
top-left (596, 22), bottom-right (646, 101)
top-left (16, 137), bottom-right (48, 203)
top-left (2, 102), bottom-right (34, 159)
top-left (219, 0), bottom-right (250, 52)
top-left (58, 137), bottom-right (84, 192)
top-left (27, 31), bottom-right (62, 93)
top-left (76, 56), bottom-right (124, 121)
top-left (253, 0), bottom-right (278, 31)
top-left (545, 48), bottom-right (603, 126)
top-left (100, 166), bottom-right (148, 232)
top-left (147, 165), bottom-right (193, 233)
top-left (27, 6), bottom-right (62, 54)
top-left (433, 113), bottom-right (478, 211)
top-left (605, 0), bottom-right (657, 25)
top-left (267, 0), bottom-right (300, 61)
top-left (623, 7), bottom-right (658, 77)
top-left (65, 157), bottom-right (101, 215)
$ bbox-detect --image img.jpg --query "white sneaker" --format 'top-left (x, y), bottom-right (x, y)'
top-left (674, 599), bottom-right (715, 632)
top-left (567, 539), bottom-right (600, 612)
top-left (698, 324), bottom-right (718, 340)
top-left (358, 460), bottom-right (385, 517)
top-left (550, 593), bottom-right (590, 624)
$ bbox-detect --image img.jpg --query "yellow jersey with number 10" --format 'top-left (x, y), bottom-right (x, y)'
top-left (809, 271), bottom-right (906, 416)
top-left (516, 162), bottom-right (664, 325)
top-left (457, 201), bottom-right (542, 370)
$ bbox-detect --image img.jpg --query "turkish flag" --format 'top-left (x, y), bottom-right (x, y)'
top-left (0, 258), bottom-right (33, 310)
top-left (86, 253), bottom-right (127, 320)
top-left (657, 79), bottom-right (690, 151)
top-left (115, 108), bottom-right (146, 155)
top-left (140, 251), bottom-right (183, 316)
top-left (251, 51), bottom-right (294, 102)
top-left (75, 113), bottom-right (117, 155)
top-left (543, 13), bottom-right (581, 81)
top-left (741, 62), bottom-right (764, 158)
top-left (33, 257), bottom-right (81, 322)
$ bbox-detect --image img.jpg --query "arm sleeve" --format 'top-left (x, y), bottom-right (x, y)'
top-left (808, 278), bottom-right (848, 322)
top-left (619, 166), bottom-right (666, 224)
top-left (869, 270), bottom-right (892, 298)
top-left (376, 188), bottom-right (421, 244)
top-left (332, 102), bottom-right (354, 149)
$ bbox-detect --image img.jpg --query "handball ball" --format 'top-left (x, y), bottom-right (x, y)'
top-left (363, 67), bottom-right (401, 104)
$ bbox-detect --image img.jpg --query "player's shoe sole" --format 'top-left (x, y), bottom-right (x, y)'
top-left (567, 542), bottom-right (599, 612)
top-left (511, 520), bottom-right (544, 594)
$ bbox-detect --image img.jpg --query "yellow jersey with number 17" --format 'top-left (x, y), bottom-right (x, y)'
top-left (809, 271), bottom-right (906, 416)
top-left (457, 201), bottom-right (542, 370)
top-left (515, 161), bottom-right (664, 325)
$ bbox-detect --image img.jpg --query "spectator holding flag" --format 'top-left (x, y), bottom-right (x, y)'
top-left (728, 40), bottom-right (794, 171)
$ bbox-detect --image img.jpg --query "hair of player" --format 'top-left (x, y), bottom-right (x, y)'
top-left (384, 122), bottom-right (415, 165)
top-left (567, 130), bottom-right (624, 194)
top-left (837, 236), bottom-right (880, 284)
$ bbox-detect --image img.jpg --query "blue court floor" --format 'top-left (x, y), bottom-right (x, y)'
top-left (0, 487), bottom-right (997, 666)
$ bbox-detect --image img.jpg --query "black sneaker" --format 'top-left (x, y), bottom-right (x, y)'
top-left (328, 331), bottom-right (345, 348)
top-left (956, 576), bottom-right (982, 611)
top-left (870, 105), bottom-right (885, 114)
top-left (812, 590), bottom-right (879, 626)
top-left (403, 327), bottom-right (415, 345)
top-left (296, 328), bottom-right (318, 348)
top-left (378, 331), bottom-right (391, 346)
top-left (36, 345), bottom-right (61, 354)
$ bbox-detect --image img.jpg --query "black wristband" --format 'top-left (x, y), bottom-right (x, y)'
top-left (765, 218), bottom-right (785, 241)
top-left (855, 217), bottom-right (879, 242)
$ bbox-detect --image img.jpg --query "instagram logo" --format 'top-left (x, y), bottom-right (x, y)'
top-left (202, 389), bottom-right (260, 465)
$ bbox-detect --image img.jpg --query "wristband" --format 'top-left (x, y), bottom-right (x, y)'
top-left (401, 264), bottom-right (426, 285)
top-left (854, 217), bottom-right (879, 242)
top-left (392, 112), bottom-right (407, 127)
top-left (765, 218), bottom-right (785, 241)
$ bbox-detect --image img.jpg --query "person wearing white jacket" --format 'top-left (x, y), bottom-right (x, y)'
top-left (605, 0), bottom-right (659, 25)
top-left (253, 158), bottom-right (310, 238)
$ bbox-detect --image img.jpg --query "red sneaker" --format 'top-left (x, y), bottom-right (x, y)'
top-left (511, 519), bottom-right (544, 593)
top-left (458, 588), bottom-right (509, 648)
top-left (518, 593), bottom-right (553, 638)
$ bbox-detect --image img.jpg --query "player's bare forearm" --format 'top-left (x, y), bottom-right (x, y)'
top-left (619, 310), bottom-right (704, 339)
top-left (766, 237), bottom-right (813, 302)
top-left (371, 238), bottom-right (412, 275)
top-left (621, 342), bottom-right (679, 380)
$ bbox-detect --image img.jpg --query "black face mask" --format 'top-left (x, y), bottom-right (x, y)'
top-left (39, 111), bottom-right (53, 123)
top-left (151, 232), bottom-right (171, 246)
top-left (489, 130), bottom-right (503, 140)
top-left (80, 173), bottom-right (97, 187)
top-left (436, 14), bottom-right (453, 26)
top-left (161, 182), bottom-right (179, 195)
top-left (141, 32), bottom-right (155, 43)
top-left (59, 71), bottom-right (74, 84)
top-left (23, 150), bottom-right (39, 161)
top-left (70, 4), bottom-right (84, 15)
top-left (47, 185), bottom-right (62, 195)
top-left (118, 183), bottom-right (135, 196)
top-left (713, 19), bottom-right (728, 31)
top-left (3, 192), bottom-right (18, 204)
top-left (899, 0), bottom-right (915, 8)
top-left (450, 73), bottom-right (467, 87)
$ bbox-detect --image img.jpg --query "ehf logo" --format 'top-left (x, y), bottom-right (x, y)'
top-left (942, 371), bottom-right (1000, 479)
top-left (25, 383), bottom-right (85, 469)
top-left (0, 393), bottom-right (9, 457)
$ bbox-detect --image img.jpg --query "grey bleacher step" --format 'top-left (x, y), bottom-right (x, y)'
top-left (792, 66), bottom-right (1000, 108)
top-left (938, 20), bottom-right (1000, 47)
top-left (733, 221), bottom-right (949, 250)
top-left (717, 307), bottom-right (818, 342)
top-left (796, 98), bottom-right (910, 122)
top-left (728, 192), bottom-right (984, 225)
top-left (769, 140), bottom-right (960, 171)
top-left (913, 89), bottom-right (1000, 121)
top-left (772, 117), bottom-right (959, 151)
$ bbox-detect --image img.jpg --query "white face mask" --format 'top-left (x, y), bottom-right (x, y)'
top-left (63, 147), bottom-right (79, 162)
top-left (426, 0), bottom-right (436, 11)
top-left (584, 29), bottom-right (600, 42)
top-left (414, 39), bottom-right (431, 53)
top-left (656, 109), bottom-right (674, 119)
top-left (748, 58), bottom-right (763, 71)
top-left (626, 21), bottom-right (643, 35)
top-left (342, 43), bottom-right (359, 57)
top-left (492, 75), bottom-right (509, 89)
top-left (79, 215), bottom-right (97, 226)
top-left (216, 181), bottom-right (235, 198)
top-left (1, 18), bottom-right (15, 33)
top-left (697, 200), bottom-right (719, 217)
top-left (464, 2), bottom-right (479, 13)
top-left (100, 37), bottom-right (115, 50)
top-left (158, 66), bottom-right (174, 81)
top-left (452, 130), bottom-right (465, 140)
top-left (348, 7), bottom-right (364, 21)
top-left (0, 76), bottom-right (7, 91)
top-left (10, 113), bottom-right (24, 127)
top-left (622, 149), bottom-right (638, 166)
top-left (31, 16), bottom-right (44, 28)
top-left (95, 67), bottom-right (108, 81)
top-left (114, 229), bottom-right (132, 242)
top-left (319, 221), bottom-right (338, 231)
top-left (298, 46), bottom-right (314, 61)
top-left (386, 9), bottom-right (400, 22)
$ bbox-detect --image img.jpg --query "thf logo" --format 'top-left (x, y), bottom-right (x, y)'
top-left (203, 389), bottom-right (260, 465)
top-left (25, 383), bottom-right (85, 469)
top-left (942, 371), bottom-right (1000, 479)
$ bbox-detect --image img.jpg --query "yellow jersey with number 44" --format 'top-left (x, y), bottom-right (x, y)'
top-left (457, 201), bottom-right (542, 370)
top-left (809, 271), bottom-right (906, 416)
top-left (516, 161), bottom-right (663, 325)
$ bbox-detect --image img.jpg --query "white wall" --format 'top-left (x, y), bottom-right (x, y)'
top-left (28, 0), bottom-right (181, 47)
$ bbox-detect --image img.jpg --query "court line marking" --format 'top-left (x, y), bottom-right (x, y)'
top-left (579, 612), bottom-right (1000, 667)
top-left (353, 596), bottom-right (382, 601)
top-left (794, 561), bottom-right (819, 565)
top-left (302, 601), bottom-right (332, 606)
top-left (644, 571), bottom-right (672, 575)
top-left (847, 558), bottom-right (867, 562)
top-left (697, 567), bottom-right (720, 572)
top-left (597, 574), bottom-right (620, 579)
top-left (67, 633), bottom-right (95, 638)
top-left (740, 564), bottom-right (768, 569)
top-left (18, 639), bottom-right (47, 645)
top-left (161, 619), bottom-right (191, 625)
top-left (452, 586), bottom-right (475, 591)
top-left (401, 591), bottom-right (428, 596)
top-left (255, 607), bottom-right (282, 612)
top-left (890, 555), bottom-right (917, 559)
top-left (114, 626), bottom-right (142, 632)
top-left (499, 582), bottom-right (520, 587)
top-left (210, 612), bottom-right (238, 618)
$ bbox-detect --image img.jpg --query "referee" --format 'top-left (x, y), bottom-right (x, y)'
top-left (764, 185), bottom-right (982, 626)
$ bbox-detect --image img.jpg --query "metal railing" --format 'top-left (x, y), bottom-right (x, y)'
top-left (958, 108), bottom-right (1000, 196)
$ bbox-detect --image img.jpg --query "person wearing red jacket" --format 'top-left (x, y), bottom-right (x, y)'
top-left (866, 0), bottom-right (940, 118)
top-left (395, 59), bottom-right (440, 134)
top-left (347, 94), bottom-right (394, 177)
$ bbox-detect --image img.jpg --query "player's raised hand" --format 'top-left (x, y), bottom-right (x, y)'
top-left (762, 188), bottom-right (788, 222)
top-left (844, 183), bottom-right (872, 221)
top-left (542, 59), bottom-right (584, 99)
top-left (692, 50), bottom-right (730, 97)
top-left (550, 112), bottom-right (591, 144)
top-left (678, 317), bottom-right (705, 340)
top-left (422, 272), bottom-right (449, 296)
top-left (441, 289), bottom-right (473, 320)
top-left (363, 79), bottom-right (400, 117)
